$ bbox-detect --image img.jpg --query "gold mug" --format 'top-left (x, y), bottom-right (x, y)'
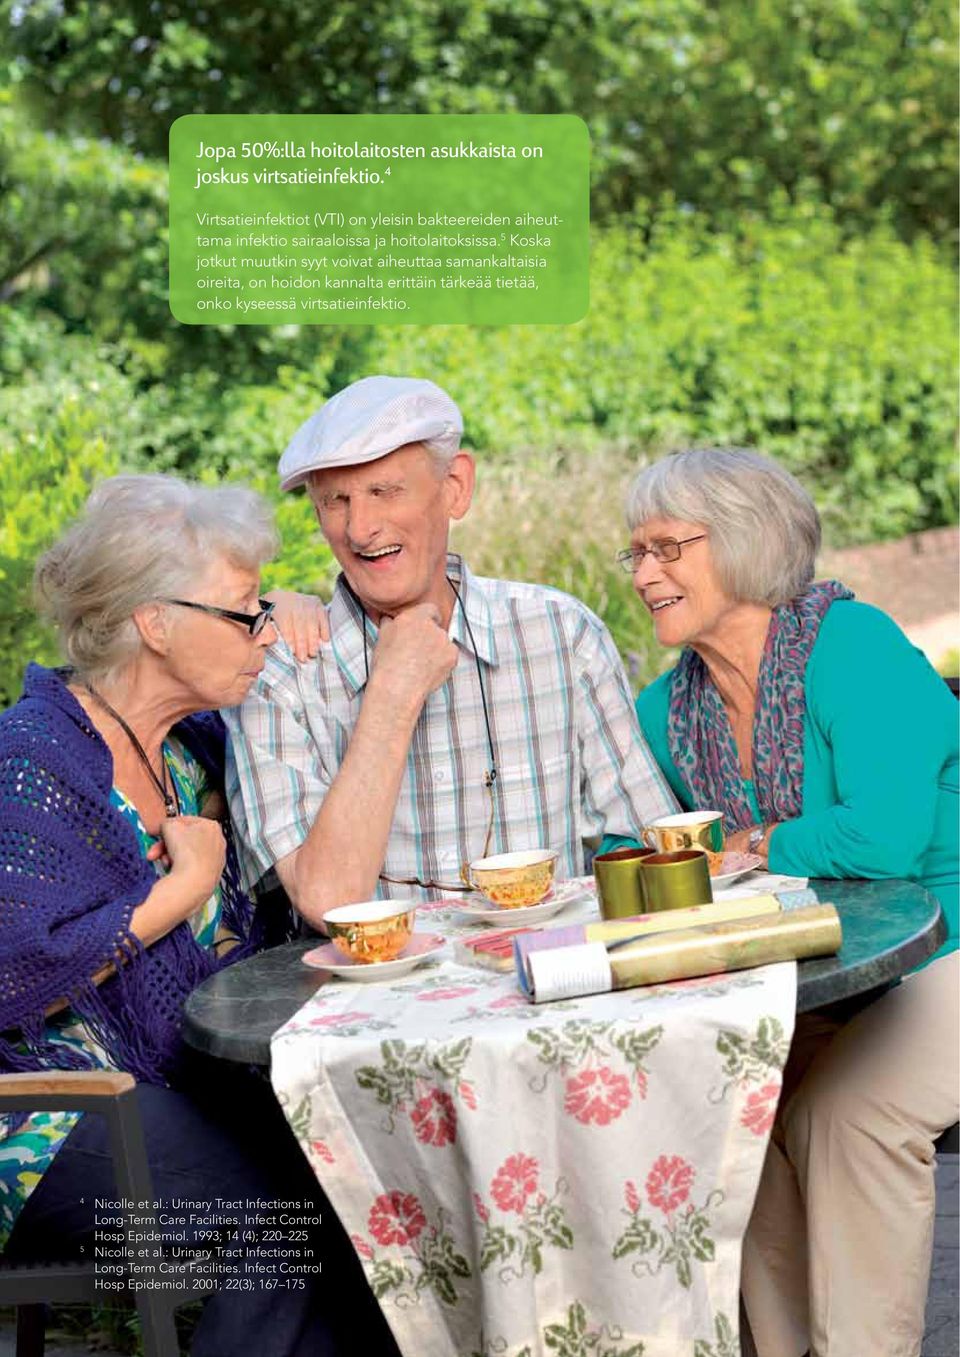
top-left (639, 850), bottom-right (713, 912)
top-left (593, 847), bottom-right (656, 920)
top-left (642, 811), bottom-right (725, 872)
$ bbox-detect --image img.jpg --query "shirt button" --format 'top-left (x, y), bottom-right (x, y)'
top-left (435, 771), bottom-right (445, 783)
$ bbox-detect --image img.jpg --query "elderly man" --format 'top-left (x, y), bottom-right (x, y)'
top-left (224, 376), bottom-right (676, 926)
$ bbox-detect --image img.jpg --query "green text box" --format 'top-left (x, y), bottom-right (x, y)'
top-left (169, 114), bottom-right (588, 326)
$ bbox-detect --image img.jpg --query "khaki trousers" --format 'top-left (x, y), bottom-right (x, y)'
top-left (741, 950), bottom-right (959, 1357)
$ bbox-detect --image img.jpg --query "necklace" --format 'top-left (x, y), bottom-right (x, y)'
top-left (85, 684), bottom-right (180, 818)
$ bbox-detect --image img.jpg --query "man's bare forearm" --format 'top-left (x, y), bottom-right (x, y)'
top-left (276, 672), bottom-right (423, 925)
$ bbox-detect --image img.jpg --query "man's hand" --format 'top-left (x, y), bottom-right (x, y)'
top-left (371, 604), bottom-right (459, 711)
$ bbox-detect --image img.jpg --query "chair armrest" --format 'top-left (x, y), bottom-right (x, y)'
top-left (0, 1069), bottom-right (155, 1207)
top-left (0, 1070), bottom-right (136, 1114)
top-left (0, 1071), bottom-right (135, 1098)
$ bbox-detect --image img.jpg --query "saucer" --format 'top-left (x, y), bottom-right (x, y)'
top-left (302, 933), bottom-right (446, 981)
top-left (710, 852), bottom-right (763, 889)
top-left (455, 879), bottom-right (589, 926)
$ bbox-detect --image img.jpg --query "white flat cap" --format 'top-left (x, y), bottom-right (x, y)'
top-left (278, 375), bottom-right (463, 491)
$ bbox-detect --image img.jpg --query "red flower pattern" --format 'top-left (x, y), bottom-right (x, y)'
top-left (472, 1191), bottom-right (490, 1224)
top-left (351, 1233), bottom-right (374, 1261)
top-left (458, 1080), bottom-right (477, 1110)
top-left (563, 1065), bottom-right (631, 1125)
top-left (416, 987), bottom-right (477, 1001)
top-left (646, 1155), bottom-right (694, 1215)
top-left (741, 1082), bottom-right (781, 1137)
top-left (309, 1139), bottom-right (335, 1164)
top-left (368, 1192), bottom-right (426, 1247)
top-left (488, 993), bottom-right (527, 1010)
top-left (624, 1179), bottom-right (641, 1213)
top-left (491, 1153), bottom-right (540, 1214)
top-left (309, 1010), bottom-right (373, 1027)
top-left (410, 1087), bottom-right (458, 1146)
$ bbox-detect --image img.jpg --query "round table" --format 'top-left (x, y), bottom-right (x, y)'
top-left (183, 878), bottom-right (946, 1065)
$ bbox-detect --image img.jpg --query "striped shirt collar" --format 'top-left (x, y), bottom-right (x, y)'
top-left (330, 553), bottom-right (498, 699)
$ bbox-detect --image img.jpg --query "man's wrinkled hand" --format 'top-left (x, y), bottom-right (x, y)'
top-left (372, 604), bottom-right (459, 708)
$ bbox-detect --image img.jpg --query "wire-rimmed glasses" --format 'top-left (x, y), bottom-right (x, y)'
top-left (615, 535), bottom-right (707, 573)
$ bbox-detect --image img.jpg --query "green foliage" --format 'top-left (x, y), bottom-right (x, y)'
top-left (0, 320), bottom-right (133, 703)
top-left (372, 210), bottom-right (959, 543)
top-left (3, 0), bottom-right (955, 239)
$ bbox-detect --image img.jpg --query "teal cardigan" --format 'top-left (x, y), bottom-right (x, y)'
top-left (634, 602), bottom-right (958, 962)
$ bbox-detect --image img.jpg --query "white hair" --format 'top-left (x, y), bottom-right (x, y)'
top-left (34, 474), bottom-right (279, 681)
top-left (625, 448), bottom-right (820, 606)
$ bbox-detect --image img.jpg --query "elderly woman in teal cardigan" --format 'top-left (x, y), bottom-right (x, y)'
top-left (620, 447), bottom-right (957, 1357)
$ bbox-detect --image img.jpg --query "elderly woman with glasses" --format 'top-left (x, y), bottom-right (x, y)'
top-left (620, 447), bottom-right (958, 1357)
top-left (0, 474), bottom-right (397, 1357)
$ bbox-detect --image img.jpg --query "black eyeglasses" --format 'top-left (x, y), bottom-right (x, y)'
top-left (616, 535), bottom-right (707, 573)
top-left (161, 597), bottom-right (276, 636)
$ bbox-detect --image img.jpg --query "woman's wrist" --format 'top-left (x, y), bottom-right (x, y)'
top-left (751, 822), bottom-right (779, 866)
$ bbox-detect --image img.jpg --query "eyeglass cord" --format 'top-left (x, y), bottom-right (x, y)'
top-left (349, 575), bottom-right (500, 873)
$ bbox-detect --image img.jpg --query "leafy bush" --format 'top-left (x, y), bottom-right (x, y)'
top-left (452, 446), bottom-right (671, 687)
top-left (4, 0), bottom-right (956, 240)
top-left (367, 209), bottom-right (958, 543)
top-left (0, 379), bottom-right (122, 704)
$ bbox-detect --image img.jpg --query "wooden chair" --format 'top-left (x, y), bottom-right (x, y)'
top-left (0, 1070), bottom-right (202, 1357)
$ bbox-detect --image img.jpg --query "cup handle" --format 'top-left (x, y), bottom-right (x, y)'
top-left (641, 828), bottom-right (657, 850)
top-left (460, 863), bottom-right (476, 891)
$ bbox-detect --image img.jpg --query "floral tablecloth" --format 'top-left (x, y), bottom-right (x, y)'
top-left (270, 878), bottom-right (799, 1357)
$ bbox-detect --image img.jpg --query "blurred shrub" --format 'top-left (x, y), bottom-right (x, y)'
top-left (4, 0), bottom-right (956, 241)
top-left (0, 207), bottom-right (955, 699)
top-left (368, 208), bottom-right (958, 543)
top-left (0, 362), bottom-right (125, 703)
top-left (452, 446), bottom-right (672, 688)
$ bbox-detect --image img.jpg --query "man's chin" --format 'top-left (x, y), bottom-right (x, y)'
top-left (342, 575), bottom-right (409, 620)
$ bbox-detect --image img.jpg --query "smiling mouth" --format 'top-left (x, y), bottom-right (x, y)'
top-left (355, 544), bottom-right (402, 563)
top-left (649, 596), bottom-right (683, 613)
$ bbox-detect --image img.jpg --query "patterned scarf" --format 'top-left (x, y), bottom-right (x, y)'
top-left (666, 581), bottom-right (854, 830)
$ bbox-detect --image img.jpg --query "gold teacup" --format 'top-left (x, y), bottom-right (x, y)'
top-left (467, 849), bottom-right (558, 908)
top-left (325, 901), bottom-right (416, 964)
top-left (643, 811), bottom-right (725, 872)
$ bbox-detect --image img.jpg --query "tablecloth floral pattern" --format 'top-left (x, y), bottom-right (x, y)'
top-left (270, 881), bottom-right (798, 1357)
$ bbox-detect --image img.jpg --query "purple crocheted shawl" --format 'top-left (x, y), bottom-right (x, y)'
top-left (0, 665), bottom-right (292, 1085)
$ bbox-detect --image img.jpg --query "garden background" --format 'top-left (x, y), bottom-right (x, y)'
top-left (1, 0), bottom-right (957, 709)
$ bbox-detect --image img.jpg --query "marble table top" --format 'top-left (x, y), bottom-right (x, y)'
top-left (183, 877), bottom-right (946, 1065)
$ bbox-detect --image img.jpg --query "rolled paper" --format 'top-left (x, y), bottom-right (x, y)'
top-left (606, 904), bottom-right (842, 992)
top-left (517, 902), bottom-right (841, 1002)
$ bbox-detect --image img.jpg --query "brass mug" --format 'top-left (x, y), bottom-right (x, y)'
top-left (593, 847), bottom-right (656, 919)
top-left (642, 811), bottom-right (725, 872)
top-left (639, 850), bottom-right (713, 912)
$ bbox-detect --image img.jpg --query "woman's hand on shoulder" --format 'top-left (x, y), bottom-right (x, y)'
top-left (263, 589), bottom-right (330, 661)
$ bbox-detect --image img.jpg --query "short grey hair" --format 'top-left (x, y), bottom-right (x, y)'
top-left (624, 448), bottom-right (820, 606)
top-left (34, 474), bottom-right (279, 682)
